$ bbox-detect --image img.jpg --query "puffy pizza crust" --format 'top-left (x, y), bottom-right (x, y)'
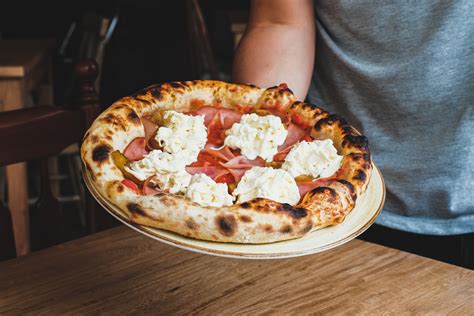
top-left (81, 80), bottom-right (371, 243)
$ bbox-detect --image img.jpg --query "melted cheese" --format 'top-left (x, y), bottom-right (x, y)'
top-left (232, 166), bottom-right (300, 205)
top-left (155, 110), bottom-right (207, 161)
top-left (152, 171), bottom-right (192, 194)
top-left (125, 150), bottom-right (192, 193)
top-left (185, 174), bottom-right (234, 207)
top-left (282, 139), bottom-right (343, 178)
top-left (224, 113), bottom-right (287, 162)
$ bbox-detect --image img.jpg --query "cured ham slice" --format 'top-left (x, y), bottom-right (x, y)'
top-left (215, 109), bottom-right (242, 129)
top-left (123, 137), bottom-right (148, 161)
top-left (192, 106), bottom-right (218, 126)
top-left (226, 168), bottom-right (247, 183)
top-left (203, 146), bottom-right (236, 162)
top-left (218, 155), bottom-right (265, 182)
top-left (278, 123), bottom-right (307, 152)
top-left (142, 176), bottom-right (161, 195)
top-left (191, 107), bottom-right (242, 146)
top-left (220, 155), bottom-right (265, 169)
top-left (121, 179), bottom-right (140, 194)
top-left (186, 163), bottom-right (230, 181)
top-left (141, 117), bottom-right (158, 142)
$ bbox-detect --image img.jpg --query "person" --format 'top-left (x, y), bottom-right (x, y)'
top-left (233, 0), bottom-right (474, 268)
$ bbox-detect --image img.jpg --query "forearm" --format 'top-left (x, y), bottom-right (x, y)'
top-left (232, 1), bottom-right (315, 101)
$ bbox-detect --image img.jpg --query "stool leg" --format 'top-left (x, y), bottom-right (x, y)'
top-left (1, 79), bottom-right (30, 256)
top-left (6, 163), bottom-right (30, 256)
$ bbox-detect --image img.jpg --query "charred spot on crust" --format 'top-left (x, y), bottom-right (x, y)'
top-left (117, 185), bottom-right (124, 193)
top-left (101, 113), bottom-right (126, 131)
top-left (133, 96), bottom-right (152, 104)
top-left (279, 203), bottom-right (308, 219)
top-left (160, 196), bottom-right (176, 207)
top-left (278, 87), bottom-right (293, 95)
top-left (239, 215), bottom-right (252, 223)
top-left (185, 219), bottom-right (198, 230)
top-left (128, 110), bottom-right (140, 123)
top-left (101, 113), bottom-right (116, 124)
top-left (90, 135), bottom-right (99, 144)
top-left (343, 134), bottom-right (369, 150)
top-left (127, 203), bottom-right (147, 217)
top-left (314, 114), bottom-right (347, 131)
top-left (336, 179), bottom-right (356, 200)
top-left (170, 82), bottom-right (185, 89)
top-left (353, 169), bottom-right (367, 182)
top-left (290, 101), bottom-right (303, 109)
top-left (300, 222), bottom-right (313, 234)
top-left (92, 144), bottom-right (112, 164)
top-left (311, 187), bottom-right (337, 199)
top-left (216, 215), bottom-right (237, 237)
top-left (240, 202), bottom-right (251, 209)
top-left (280, 225), bottom-right (293, 234)
top-left (263, 224), bottom-right (274, 232)
top-left (147, 85), bottom-right (163, 100)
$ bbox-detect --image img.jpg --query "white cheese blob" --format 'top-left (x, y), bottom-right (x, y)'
top-left (125, 150), bottom-right (186, 181)
top-left (185, 174), bottom-right (234, 207)
top-left (282, 139), bottom-right (343, 178)
top-left (232, 166), bottom-right (300, 205)
top-left (152, 170), bottom-right (192, 194)
top-left (125, 150), bottom-right (192, 193)
top-left (224, 113), bottom-right (287, 162)
top-left (155, 110), bottom-right (207, 159)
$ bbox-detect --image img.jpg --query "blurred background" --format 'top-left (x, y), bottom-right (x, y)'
top-left (0, 0), bottom-right (250, 261)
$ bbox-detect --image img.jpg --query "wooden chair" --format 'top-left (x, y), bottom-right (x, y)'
top-left (0, 59), bottom-right (101, 259)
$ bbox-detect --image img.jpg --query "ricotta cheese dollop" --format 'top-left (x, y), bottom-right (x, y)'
top-left (282, 139), bottom-right (343, 178)
top-left (232, 166), bottom-right (300, 205)
top-left (155, 110), bottom-right (207, 160)
top-left (125, 150), bottom-right (193, 193)
top-left (185, 174), bottom-right (234, 207)
top-left (152, 170), bottom-right (192, 194)
top-left (224, 113), bottom-right (287, 162)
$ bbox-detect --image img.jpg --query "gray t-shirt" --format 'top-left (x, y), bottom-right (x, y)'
top-left (308, 0), bottom-right (474, 235)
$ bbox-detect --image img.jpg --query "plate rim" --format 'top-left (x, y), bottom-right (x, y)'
top-left (83, 164), bottom-right (385, 259)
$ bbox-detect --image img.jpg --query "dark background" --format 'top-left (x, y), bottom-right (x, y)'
top-left (0, 0), bottom-right (249, 106)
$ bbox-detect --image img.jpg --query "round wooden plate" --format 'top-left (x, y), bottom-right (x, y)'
top-left (83, 164), bottom-right (385, 259)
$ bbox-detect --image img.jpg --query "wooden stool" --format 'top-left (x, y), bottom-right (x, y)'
top-left (0, 38), bottom-right (55, 256)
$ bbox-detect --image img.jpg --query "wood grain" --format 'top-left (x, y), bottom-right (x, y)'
top-left (0, 226), bottom-right (472, 315)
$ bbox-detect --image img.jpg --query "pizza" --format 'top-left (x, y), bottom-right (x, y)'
top-left (81, 80), bottom-right (372, 243)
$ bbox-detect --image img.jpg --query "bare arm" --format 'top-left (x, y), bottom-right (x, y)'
top-left (232, 0), bottom-right (315, 100)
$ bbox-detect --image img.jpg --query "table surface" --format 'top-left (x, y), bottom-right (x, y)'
top-left (1, 226), bottom-right (473, 315)
top-left (0, 38), bottom-right (54, 78)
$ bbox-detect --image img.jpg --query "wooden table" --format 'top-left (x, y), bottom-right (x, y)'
top-left (1, 227), bottom-right (473, 314)
top-left (0, 38), bottom-right (55, 256)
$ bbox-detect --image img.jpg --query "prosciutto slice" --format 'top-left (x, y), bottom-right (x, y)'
top-left (192, 106), bottom-right (219, 126)
top-left (142, 176), bottom-right (161, 195)
top-left (278, 123), bottom-right (307, 152)
top-left (203, 146), bottom-right (236, 162)
top-left (186, 163), bottom-right (230, 181)
top-left (219, 155), bottom-right (265, 182)
top-left (190, 106), bottom-right (242, 146)
top-left (215, 108), bottom-right (242, 129)
top-left (141, 117), bottom-right (158, 142)
top-left (123, 137), bottom-right (148, 161)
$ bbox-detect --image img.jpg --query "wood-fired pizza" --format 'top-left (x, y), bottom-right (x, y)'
top-left (81, 80), bottom-right (372, 243)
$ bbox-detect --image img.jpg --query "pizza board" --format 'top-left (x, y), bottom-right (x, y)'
top-left (83, 163), bottom-right (385, 259)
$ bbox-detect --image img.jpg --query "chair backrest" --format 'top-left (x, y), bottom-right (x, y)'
top-left (0, 59), bottom-right (101, 255)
